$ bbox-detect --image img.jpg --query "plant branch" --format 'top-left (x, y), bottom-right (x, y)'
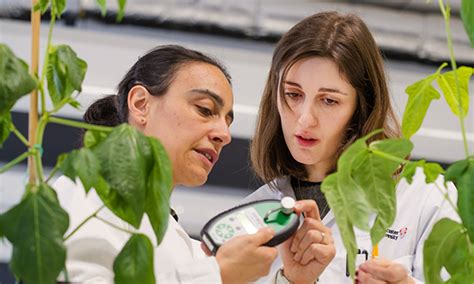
top-left (370, 149), bottom-right (409, 165)
top-left (433, 182), bottom-right (459, 215)
top-left (438, 0), bottom-right (470, 157)
top-left (49, 116), bottom-right (114, 132)
top-left (45, 163), bottom-right (60, 184)
top-left (94, 215), bottom-right (135, 235)
top-left (0, 151), bottom-right (32, 173)
top-left (10, 123), bottom-right (30, 147)
top-left (64, 205), bottom-right (105, 241)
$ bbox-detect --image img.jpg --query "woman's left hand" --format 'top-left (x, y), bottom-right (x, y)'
top-left (356, 258), bottom-right (415, 284)
top-left (280, 200), bottom-right (336, 284)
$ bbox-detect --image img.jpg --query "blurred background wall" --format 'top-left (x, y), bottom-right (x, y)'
top-left (0, 1), bottom-right (473, 280)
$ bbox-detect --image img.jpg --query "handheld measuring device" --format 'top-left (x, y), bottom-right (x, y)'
top-left (200, 197), bottom-right (300, 255)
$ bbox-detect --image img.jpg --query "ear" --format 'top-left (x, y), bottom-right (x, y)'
top-left (127, 85), bottom-right (150, 126)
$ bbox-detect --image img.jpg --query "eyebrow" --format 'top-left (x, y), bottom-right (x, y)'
top-left (189, 88), bottom-right (234, 123)
top-left (283, 81), bottom-right (349, 96)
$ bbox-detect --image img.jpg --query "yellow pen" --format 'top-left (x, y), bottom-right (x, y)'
top-left (372, 244), bottom-right (379, 259)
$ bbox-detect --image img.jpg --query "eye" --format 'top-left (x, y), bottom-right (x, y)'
top-left (285, 92), bottom-right (302, 99)
top-left (197, 105), bottom-right (213, 117)
top-left (322, 97), bottom-right (338, 106)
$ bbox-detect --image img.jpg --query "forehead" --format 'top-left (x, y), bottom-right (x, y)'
top-left (173, 62), bottom-right (233, 104)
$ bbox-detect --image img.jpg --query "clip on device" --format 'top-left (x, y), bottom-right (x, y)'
top-left (200, 197), bottom-right (300, 255)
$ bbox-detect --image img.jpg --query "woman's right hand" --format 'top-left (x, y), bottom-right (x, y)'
top-left (216, 227), bottom-right (278, 284)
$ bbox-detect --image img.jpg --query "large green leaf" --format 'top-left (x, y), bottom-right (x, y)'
top-left (93, 124), bottom-right (151, 228)
top-left (445, 158), bottom-right (474, 242)
top-left (46, 45), bottom-right (87, 109)
top-left (353, 138), bottom-right (413, 244)
top-left (0, 112), bottom-right (12, 147)
top-left (145, 137), bottom-right (173, 244)
top-left (336, 135), bottom-right (374, 231)
top-left (113, 234), bottom-right (155, 284)
top-left (461, 0), bottom-right (474, 47)
top-left (0, 184), bottom-right (69, 284)
top-left (321, 174), bottom-right (358, 278)
top-left (51, 0), bottom-right (66, 17)
top-left (0, 44), bottom-right (37, 114)
top-left (436, 66), bottom-right (472, 118)
top-left (60, 148), bottom-right (102, 193)
top-left (402, 64), bottom-right (445, 138)
top-left (424, 218), bottom-right (473, 283)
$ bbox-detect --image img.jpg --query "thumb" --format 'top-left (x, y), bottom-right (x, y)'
top-left (251, 227), bottom-right (276, 245)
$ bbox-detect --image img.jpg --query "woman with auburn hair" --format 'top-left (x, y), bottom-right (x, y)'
top-left (245, 11), bottom-right (457, 283)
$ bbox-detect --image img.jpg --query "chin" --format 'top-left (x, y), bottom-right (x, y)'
top-left (182, 173), bottom-right (208, 187)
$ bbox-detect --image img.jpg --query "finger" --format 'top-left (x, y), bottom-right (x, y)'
top-left (297, 243), bottom-right (329, 265)
top-left (356, 269), bottom-right (385, 284)
top-left (359, 261), bottom-right (407, 282)
top-left (294, 200), bottom-right (321, 220)
top-left (200, 242), bottom-right (212, 256)
top-left (290, 218), bottom-right (328, 252)
top-left (250, 227), bottom-right (276, 246)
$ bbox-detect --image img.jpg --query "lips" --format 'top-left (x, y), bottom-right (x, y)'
top-left (295, 134), bottom-right (319, 147)
top-left (194, 148), bottom-right (218, 165)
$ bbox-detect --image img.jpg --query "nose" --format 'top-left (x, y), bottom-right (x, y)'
top-left (210, 119), bottom-right (232, 146)
top-left (297, 102), bottom-right (318, 128)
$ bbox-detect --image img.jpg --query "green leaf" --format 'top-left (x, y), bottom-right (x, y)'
top-left (33, 0), bottom-right (50, 14)
top-left (0, 112), bottom-right (12, 147)
top-left (461, 0), bottom-right (474, 47)
top-left (423, 162), bottom-right (445, 183)
top-left (113, 234), bottom-right (155, 284)
top-left (355, 138), bottom-right (413, 244)
top-left (0, 184), bottom-right (69, 284)
top-left (336, 135), bottom-right (374, 231)
top-left (445, 158), bottom-right (474, 242)
top-left (46, 45), bottom-right (87, 108)
top-left (401, 63), bottom-right (446, 138)
top-left (0, 44), bottom-right (37, 114)
top-left (60, 148), bottom-right (102, 193)
top-left (51, 0), bottom-right (66, 18)
top-left (96, 0), bottom-right (107, 17)
top-left (116, 0), bottom-right (127, 22)
top-left (84, 129), bottom-right (109, 148)
top-left (436, 66), bottom-right (472, 118)
top-left (93, 124), bottom-right (151, 227)
top-left (401, 160), bottom-right (426, 184)
top-left (321, 174), bottom-right (358, 278)
top-left (145, 137), bottom-right (173, 244)
top-left (424, 218), bottom-right (472, 283)
top-left (69, 99), bottom-right (81, 109)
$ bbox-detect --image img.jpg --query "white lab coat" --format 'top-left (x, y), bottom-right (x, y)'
top-left (54, 176), bottom-right (222, 284)
top-left (244, 169), bottom-right (458, 284)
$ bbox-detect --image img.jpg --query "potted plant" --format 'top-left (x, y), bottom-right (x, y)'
top-left (0, 0), bottom-right (172, 283)
top-left (321, 0), bottom-right (473, 282)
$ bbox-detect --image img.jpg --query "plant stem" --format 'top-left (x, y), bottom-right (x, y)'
top-left (10, 123), bottom-right (30, 147)
top-left (45, 163), bottom-right (60, 184)
top-left (370, 149), bottom-right (409, 165)
top-left (64, 205), bottom-right (105, 241)
top-left (434, 182), bottom-right (459, 215)
top-left (94, 215), bottom-right (135, 235)
top-left (438, 0), bottom-right (470, 157)
top-left (49, 116), bottom-right (114, 132)
top-left (0, 151), bottom-right (32, 173)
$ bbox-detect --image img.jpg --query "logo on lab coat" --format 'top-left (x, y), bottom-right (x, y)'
top-left (385, 227), bottom-right (408, 240)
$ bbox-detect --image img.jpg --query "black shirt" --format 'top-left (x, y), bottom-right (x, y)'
top-left (290, 176), bottom-right (330, 219)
